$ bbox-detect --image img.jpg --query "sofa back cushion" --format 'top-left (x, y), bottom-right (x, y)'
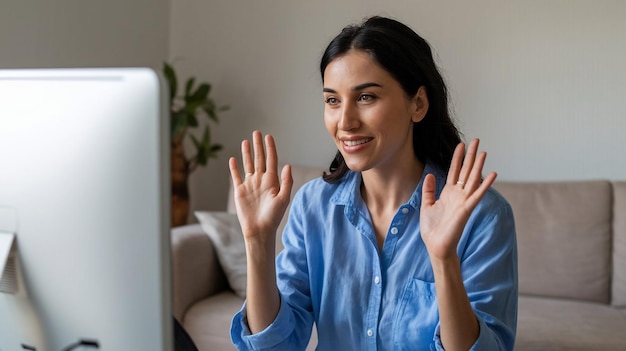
top-left (227, 164), bottom-right (325, 255)
top-left (613, 182), bottom-right (626, 307)
top-left (493, 181), bottom-right (612, 303)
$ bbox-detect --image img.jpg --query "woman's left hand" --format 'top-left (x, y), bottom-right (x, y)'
top-left (419, 138), bottom-right (497, 261)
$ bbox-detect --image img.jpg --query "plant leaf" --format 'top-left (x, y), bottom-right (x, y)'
top-left (203, 100), bottom-right (218, 122)
top-left (190, 133), bottom-right (201, 148)
top-left (171, 110), bottom-right (187, 138)
top-left (210, 144), bottom-right (223, 157)
top-left (189, 130), bottom-right (210, 166)
top-left (201, 126), bottom-right (211, 147)
top-left (185, 100), bottom-right (204, 115)
top-left (190, 83), bottom-right (211, 102)
top-left (185, 77), bottom-right (195, 98)
top-left (187, 113), bottom-right (198, 127)
top-left (163, 62), bottom-right (177, 102)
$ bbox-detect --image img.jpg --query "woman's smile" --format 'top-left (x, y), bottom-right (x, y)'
top-left (341, 137), bottom-right (373, 152)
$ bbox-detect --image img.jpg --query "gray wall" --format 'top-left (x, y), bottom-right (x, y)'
top-left (169, 1), bottom-right (626, 214)
top-left (0, 0), bottom-right (169, 69)
top-left (3, 1), bottom-right (625, 217)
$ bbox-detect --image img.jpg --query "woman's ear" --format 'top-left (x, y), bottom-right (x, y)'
top-left (411, 86), bottom-right (429, 123)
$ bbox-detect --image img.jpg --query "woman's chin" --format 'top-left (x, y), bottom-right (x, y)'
top-left (344, 160), bottom-right (372, 173)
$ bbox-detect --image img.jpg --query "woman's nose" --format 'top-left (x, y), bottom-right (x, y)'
top-left (338, 103), bottom-right (359, 131)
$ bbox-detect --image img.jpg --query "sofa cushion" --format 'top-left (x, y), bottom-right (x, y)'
top-left (613, 182), bottom-right (626, 307)
top-left (184, 291), bottom-right (318, 351)
top-left (493, 181), bottom-right (612, 303)
top-left (171, 223), bottom-right (228, 321)
top-left (515, 296), bottom-right (626, 351)
top-left (195, 211), bottom-right (247, 298)
top-left (184, 291), bottom-right (244, 351)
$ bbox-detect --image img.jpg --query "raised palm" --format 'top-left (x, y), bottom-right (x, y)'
top-left (228, 131), bottom-right (293, 240)
top-left (420, 139), bottom-right (497, 261)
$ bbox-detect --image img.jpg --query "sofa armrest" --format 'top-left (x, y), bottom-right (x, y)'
top-left (171, 223), bottom-right (229, 321)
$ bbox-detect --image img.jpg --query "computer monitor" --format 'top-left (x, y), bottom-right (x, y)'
top-left (0, 68), bottom-right (172, 350)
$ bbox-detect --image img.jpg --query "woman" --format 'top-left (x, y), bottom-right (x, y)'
top-left (228, 16), bottom-right (517, 351)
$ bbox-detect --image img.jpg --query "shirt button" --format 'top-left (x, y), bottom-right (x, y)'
top-left (367, 329), bottom-right (374, 337)
top-left (390, 227), bottom-right (398, 235)
top-left (401, 207), bottom-right (409, 214)
top-left (374, 276), bottom-right (380, 284)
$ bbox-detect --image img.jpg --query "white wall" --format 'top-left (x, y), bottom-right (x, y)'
top-left (0, 0), bottom-right (170, 69)
top-left (170, 0), bottom-right (626, 213)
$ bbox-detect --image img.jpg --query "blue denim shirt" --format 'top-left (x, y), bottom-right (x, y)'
top-left (231, 163), bottom-right (518, 350)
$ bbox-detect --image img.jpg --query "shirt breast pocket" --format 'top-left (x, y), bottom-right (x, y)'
top-left (392, 278), bottom-right (439, 350)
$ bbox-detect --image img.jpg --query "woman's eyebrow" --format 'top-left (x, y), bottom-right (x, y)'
top-left (353, 82), bottom-right (382, 91)
top-left (323, 82), bottom-right (382, 93)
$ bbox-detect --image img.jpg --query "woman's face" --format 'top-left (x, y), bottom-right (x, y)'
top-left (323, 50), bottom-right (428, 174)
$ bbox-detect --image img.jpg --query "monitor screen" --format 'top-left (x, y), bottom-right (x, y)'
top-left (0, 68), bottom-right (172, 350)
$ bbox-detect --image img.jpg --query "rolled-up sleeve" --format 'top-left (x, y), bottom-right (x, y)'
top-left (231, 297), bottom-right (297, 350)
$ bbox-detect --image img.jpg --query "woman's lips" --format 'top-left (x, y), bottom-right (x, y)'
top-left (343, 138), bottom-right (371, 146)
top-left (341, 137), bottom-right (373, 152)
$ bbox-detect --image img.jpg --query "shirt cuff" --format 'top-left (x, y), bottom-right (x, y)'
top-left (231, 297), bottom-right (295, 350)
top-left (432, 315), bottom-right (493, 351)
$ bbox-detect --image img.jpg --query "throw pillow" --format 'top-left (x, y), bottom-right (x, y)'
top-left (194, 211), bottom-right (246, 298)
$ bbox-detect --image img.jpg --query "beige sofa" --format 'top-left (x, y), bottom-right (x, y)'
top-left (171, 165), bottom-right (626, 350)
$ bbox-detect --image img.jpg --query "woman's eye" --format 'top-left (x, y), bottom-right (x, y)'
top-left (325, 97), bottom-right (338, 105)
top-left (359, 94), bottom-right (375, 102)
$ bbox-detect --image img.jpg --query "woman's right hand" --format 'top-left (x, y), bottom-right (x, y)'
top-left (230, 131), bottom-right (291, 332)
top-left (228, 130), bottom-right (293, 243)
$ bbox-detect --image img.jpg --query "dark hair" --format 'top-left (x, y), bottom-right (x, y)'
top-left (321, 16), bottom-right (462, 183)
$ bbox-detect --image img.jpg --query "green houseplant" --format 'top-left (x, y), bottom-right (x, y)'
top-left (163, 62), bottom-right (229, 227)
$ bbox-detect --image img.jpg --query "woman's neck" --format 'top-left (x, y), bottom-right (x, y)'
top-left (360, 159), bottom-right (425, 214)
